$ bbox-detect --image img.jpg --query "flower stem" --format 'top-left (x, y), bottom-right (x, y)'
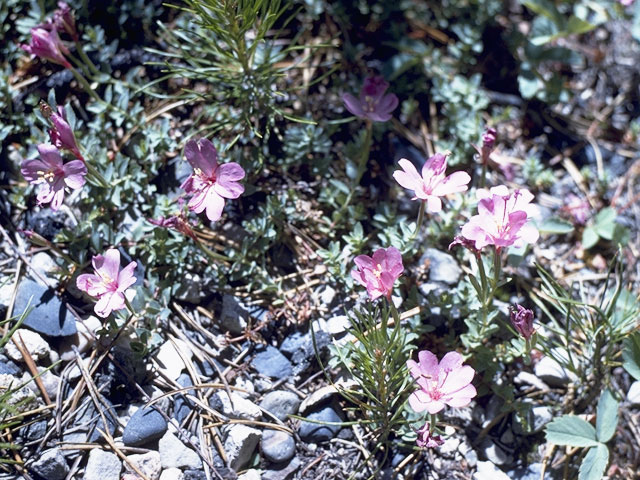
top-left (195, 238), bottom-right (232, 263)
top-left (408, 200), bottom-right (426, 244)
top-left (75, 41), bottom-right (101, 77)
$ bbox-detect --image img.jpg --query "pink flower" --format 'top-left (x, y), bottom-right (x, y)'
top-left (563, 194), bottom-right (590, 225)
top-left (415, 422), bottom-right (444, 448)
top-left (21, 27), bottom-right (71, 69)
top-left (53, 2), bottom-right (78, 41)
top-left (407, 350), bottom-right (477, 415)
top-left (76, 249), bottom-right (137, 318)
top-left (351, 246), bottom-right (403, 301)
top-left (510, 304), bottom-right (535, 340)
top-left (342, 76), bottom-right (399, 122)
top-left (180, 138), bottom-right (245, 222)
top-left (472, 127), bottom-right (497, 165)
top-left (393, 153), bottom-right (471, 213)
top-left (49, 105), bottom-right (83, 160)
top-left (21, 144), bottom-right (87, 210)
top-left (460, 185), bottom-right (539, 250)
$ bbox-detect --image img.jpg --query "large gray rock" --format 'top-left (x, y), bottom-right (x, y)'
top-left (224, 424), bottom-right (261, 470)
top-left (421, 248), bottom-right (462, 285)
top-left (298, 405), bottom-right (342, 442)
top-left (13, 279), bottom-right (76, 337)
top-left (210, 391), bottom-right (261, 421)
top-left (30, 448), bottom-right (68, 480)
top-left (261, 429), bottom-right (295, 463)
top-left (251, 346), bottom-right (292, 380)
top-left (159, 431), bottom-right (202, 469)
top-left (220, 295), bottom-right (250, 334)
top-left (260, 390), bottom-right (301, 421)
top-left (83, 449), bottom-right (122, 480)
top-left (534, 354), bottom-right (578, 387)
top-left (122, 407), bottom-right (168, 447)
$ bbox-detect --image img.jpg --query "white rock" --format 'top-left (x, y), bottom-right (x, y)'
top-left (534, 353), bottom-right (578, 387)
top-left (159, 468), bottom-right (184, 480)
top-left (627, 381), bottom-right (640, 405)
top-left (234, 376), bottom-right (255, 398)
top-left (22, 368), bottom-right (61, 401)
top-left (5, 329), bottom-right (50, 363)
top-left (0, 282), bottom-right (13, 308)
top-left (211, 391), bottom-right (261, 421)
top-left (31, 252), bottom-right (59, 287)
top-left (299, 385), bottom-right (338, 413)
top-left (83, 448), bottom-right (122, 480)
top-left (158, 431), bottom-right (202, 469)
top-left (473, 461), bottom-right (511, 480)
top-left (154, 339), bottom-right (193, 381)
top-left (59, 316), bottom-right (103, 362)
top-left (224, 424), bottom-right (261, 470)
top-left (238, 469), bottom-right (262, 480)
top-left (0, 374), bottom-right (40, 413)
top-left (325, 315), bottom-right (351, 335)
top-left (513, 371), bottom-right (549, 391)
top-left (124, 451), bottom-right (161, 480)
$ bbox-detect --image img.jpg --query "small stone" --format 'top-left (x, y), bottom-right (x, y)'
top-left (122, 407), bottom-right (168, 447)
top-left (298, 405), bottom-right (342, 442)
top-left (259, 390), bottom-right (301, 421)
top-left (13, 279), bottom-right (76, 337)
top-left (5, 329), bottom-right (50, 363)
top-left (458, 440), bottom-right (477, 468)
top-left (22, 367), bottom-right (60, 401)
top-left (159, 431), bottom-right (202, 469)
top-left (627, 381), bottom-right (640, 405)
top-left (261, 457), bottom-right (300, 480)
top-left (59, 316), bottom-right (103, 362)
top-left (251, 345), bottom-right (293, 380)
top-left (183, 470), bottom-right (208, 480)
top-left (224, 424), bottom-right (261, 471)
top-left (155, 339), bottom-right (193, 381)
top-left (210, 391), bottom-right (261, 421)
top-left (507, 462), bottom-right (553, 480)
top-left (20, 419), bottom-right (47, 442)
top-left (279, 331), bottom-right (329, 375)
top-left (160, 468), bottom-right (184, 480)
top-left (124, 451), bottom-right (162, 480)
top-left (318, 286), bottom-right (336, 307)
top-left (0, 374), bottom-right (40, 413)
top-left (238, 469), bottom-right (262, 480)
top-left (67, 395), bottom-right (118, 443)
top-left (29, 448), bottom-right (68, 480)
top-left (173, 373), bottom-right (194, 424)
top-left (31, 252), bottom-right (60, 288)
top-left (534, 354), bottom-right (578, 387)
top-left (0, 357), bottom-right (20, 375)
top-left (325, 315), bottom-right (350, 336)
top-left (261, 429), bottom-right (295, 463)
top-left (421, 248), bottom-right (462, 285)
top-left (439, 436), bottom-right (461, 458)
top-left (473, 461), bottom-right (511, 480)
top-left (513, 371), bottom-right (549, 391)
top-left (479, 438), bottom-right (512, 465)
top-left (514, 406), bottom-right (553, 435)
top-left (299, 385), bottom-right (338, 413)
top-left (220, 294), bottom-right (250, 334)
top-left (83, 449), bottom-right (122, 480)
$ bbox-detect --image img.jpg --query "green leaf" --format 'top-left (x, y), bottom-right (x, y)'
top-left (566, 16), bottom-right (596, 36)
top-left (594, 207), bottom-right (617, 240)
top-left (579, 443), bottom-right (609, 480)
top-left (582, 226), bottom-right (599, 249)
top-left (546, 415), bottom-right (598, 447)
top-left (596, 390), bottom-right (618, 443)
top-left (539, 217), bottom-right (575, 235)
top-left (622, 332), bottom-right (640, 381)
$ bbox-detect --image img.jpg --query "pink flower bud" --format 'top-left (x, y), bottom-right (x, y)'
top-left (21, 27), bottom-right (71, 69)
top-left (510, 304), bottom-right (535, 339)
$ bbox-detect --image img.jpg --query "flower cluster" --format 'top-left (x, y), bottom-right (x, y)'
top-left (461, 185), bottom-right (539, 250)
top-left (342, 76), bottom-right (398, 123)
top-left (351, 246), bottom-right (403, 301)
top-left (393, 152), bottom-right (471, 213)
top-left (180, 138), bottom-right (246, 222)
top-left (76, 249), bottom-right (138, 318)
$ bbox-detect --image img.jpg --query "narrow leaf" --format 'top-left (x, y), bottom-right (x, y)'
top-left (622, 332), bottom-right (640, 381)
top-left (579, 443), bottom-right (609, 480)
top-left (545, 415), bottom-right (598, 447)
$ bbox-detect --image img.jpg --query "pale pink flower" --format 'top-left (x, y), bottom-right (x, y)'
top-left (460, 185), bottom-right (539, 250)
top-left (21, 144), bottom-right (87, 210)
top-left (510, 304), bottom-right (535, 340)
top-left (76, 249), bottom-right (137, 318)
top-left (49, 105), bottom-right (83, 160)
top-left (351, 246), bottom-right (403, 301)
top-left (342, 76), bottom-right (398, 122)
top-left (180, 138), bottom-right (245, 222)
top-left (21, 27), bottom-right (71, 68)
top-left (407, 350), bottom-right (477, 415)
top-left (393, 153), bottom-right (471, 213)
top-left (563, 194), bottom-right (590, 225)
top-left (415, 422), bottom-right (444, 448)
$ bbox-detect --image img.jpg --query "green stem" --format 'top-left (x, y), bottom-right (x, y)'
top-left (480, 160), bottom-right (487, 189)
top-left (75, 41), bottom-right (101, 76)
top-left (69, 67), bottom-right (134, 122)
top-left (195, 238), bottom-right (232, 263)
top-left (387, 299), bottom-right (401, 339)
top-left (408, 200), bottom-right (426, 244)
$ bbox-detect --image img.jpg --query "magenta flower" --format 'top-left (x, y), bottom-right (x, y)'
top-left (460, 185), bottom-right (539, 250)
top-left (472, 127), bottom-right (497, 166)
top-left (407, 350), bottom-right (477, 415)
top-left (415, 423), bottom-right (444, 449)
top-left (180, 138), bottom-right (245, 222)
top-left (351, 246), bottom-right (403, 301)
top-left (21, 144), bottom-right (87, 210)
top-left (49, 105), bottom-right (83, 160)
top-left (563, 194), bottom-right (590, 225)
top-left (21, 27), bottom-right (71, 69)
top-left (76, 249), bottom-right (137, 318)
top-left (53, 2), bottom-right (78, 41)
top-left (342, 76), bottom-right (399, 122)
top-left (393, 153), bottom-right (471, 213)
top-left (510, 305), bottom-right (535, 340)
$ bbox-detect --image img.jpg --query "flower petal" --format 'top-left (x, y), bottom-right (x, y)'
top-left (214, 162), bottom-right (245, 198)
top-left (342, 93), bottom-right (365, 118)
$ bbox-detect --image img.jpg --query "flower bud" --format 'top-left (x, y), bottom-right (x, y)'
top-left (510, 304), bottom-right (535, 339)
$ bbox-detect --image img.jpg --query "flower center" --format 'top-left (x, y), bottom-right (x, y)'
top-left (37, 169), bottom-right (56, 183)
top-left (194, 166), bottom-right (216, 185)
top-left (373, 263), bottom-right (383, 278)
top-left (364, 95), bottom-right (377, 112)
